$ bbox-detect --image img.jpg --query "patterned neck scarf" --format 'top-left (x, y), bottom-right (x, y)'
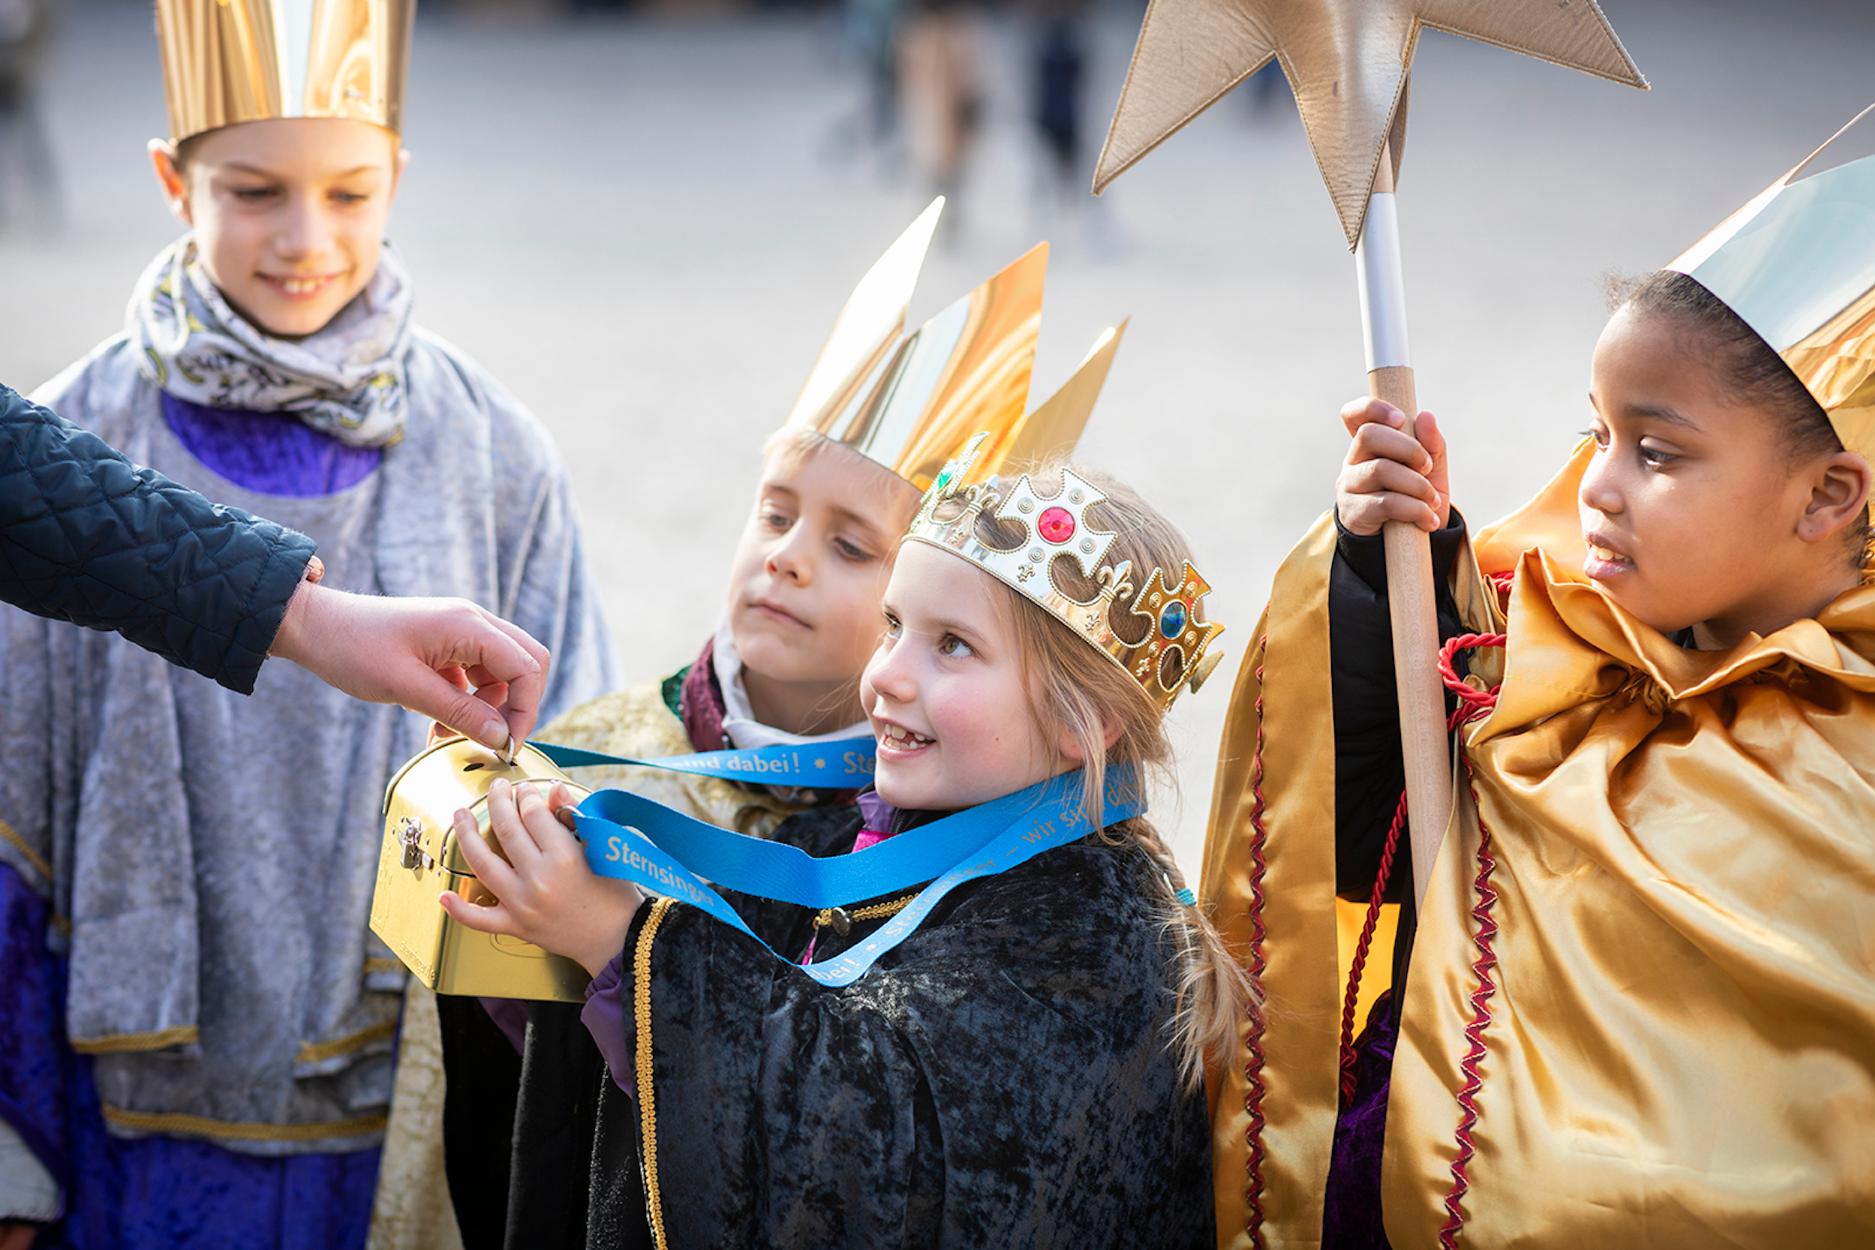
top-left (128, 235), bottom-right (415, 448)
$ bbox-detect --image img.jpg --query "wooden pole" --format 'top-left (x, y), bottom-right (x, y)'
top-left (1355, 143), bottom-right (1453, 908)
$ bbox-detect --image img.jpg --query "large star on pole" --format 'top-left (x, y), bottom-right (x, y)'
top-left (1093, 0), bottom-right (1647, 247)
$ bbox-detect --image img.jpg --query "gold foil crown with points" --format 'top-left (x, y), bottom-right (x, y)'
top-left (785, 199), bottom-right (1117, 492)
top-left (155, 0), bottom-right (416, 143)
top-left (1666, 103), bottom-right (1875, 468)
top-left (903, 433), bottom-right (1225, 714)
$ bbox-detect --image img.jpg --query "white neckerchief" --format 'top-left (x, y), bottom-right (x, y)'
top-left (711, 621), bottom-right (870, 750)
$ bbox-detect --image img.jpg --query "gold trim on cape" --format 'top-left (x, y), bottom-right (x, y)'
top-left (1199, 516), bottom-right (1342, 1249)
top-left (634, 897), bottom-right (677, 1250)
top-left (102, 1104), bottom-right (389, 1142)
top-left (0, 817), bottom-right (51, 884)
top-left (295, 1016), bottom-right (397, 1065)
top-left (71, 1025), bottom-right (200, 1055)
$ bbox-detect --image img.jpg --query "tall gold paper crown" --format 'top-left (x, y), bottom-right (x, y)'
top-left (785, 199), bottom-right (1121, 491)
top-left (1666, 104), bottom-right (1875, 468)
top-left (155, 0), bottom-right (415, 143)
top-left (903, 432), bottom-right (1225, 713)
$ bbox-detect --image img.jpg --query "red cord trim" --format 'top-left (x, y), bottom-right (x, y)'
top-left (1241, 635), bottom-right (1271, 1247)
top-left (1439, 633), bottom-right (1507, 727)
top-left (1430, 633), bottom-right (1510, 1245)
top-left (1437, 761), bottom-right (1501, 1248)
top-left (1338, 788), bottom-right (1407, 1103)
top-left (1341, 632), bottom-right (1507, 1104)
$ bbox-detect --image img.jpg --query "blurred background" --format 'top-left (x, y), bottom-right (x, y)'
top-left (2, 0), bottom-right (1870, 866)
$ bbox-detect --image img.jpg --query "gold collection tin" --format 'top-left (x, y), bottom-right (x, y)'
top-left (371, 736), bottom-right (590, 1003)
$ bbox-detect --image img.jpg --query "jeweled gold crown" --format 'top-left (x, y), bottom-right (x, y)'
top-left (903, 433), bottom-right (1225, 713)
top-left (155, 0), bottom-right (415, 143)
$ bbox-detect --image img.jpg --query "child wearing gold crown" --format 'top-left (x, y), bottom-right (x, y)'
top-left (1201, 114), bottom-right (1875, 1247)
top-left (412, 205), bottom-right (1133, 1247)
top-left (0, 4), bottom-right (614, 1248)
top-left (435, 433), bottom-right (1243, 1248)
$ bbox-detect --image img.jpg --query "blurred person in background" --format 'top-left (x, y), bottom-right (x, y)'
top-left (1028, 0), bottom-right (1086, 215)
top-left (895, 0), bottom-right (980, 236)
top-left (1244, 59), bottom-right (1288, 118)
top-left (827, 0), bottom-right (903, 164)
top-left (0, 0), bottom-right (58, 232)
top-left (0, 2), bottom-right (614, 1248)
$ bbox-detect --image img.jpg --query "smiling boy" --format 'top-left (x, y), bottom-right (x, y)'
top-left (0, 4), bottom-right (613, 1248)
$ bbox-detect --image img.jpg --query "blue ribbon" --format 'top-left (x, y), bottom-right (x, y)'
top-left (533, 736), bottom-right (874, 790)
top-left (572, 768), bottom-right (1143, 987)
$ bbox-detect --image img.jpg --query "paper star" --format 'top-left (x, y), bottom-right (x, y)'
top-left (1094, 0), bottom-right (1647, 247)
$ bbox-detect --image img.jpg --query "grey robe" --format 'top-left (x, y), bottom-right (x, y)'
top-left (0, 329), bottom-right (616, 1155)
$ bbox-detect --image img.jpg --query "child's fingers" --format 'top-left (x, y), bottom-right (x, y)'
top-left (1346, 420), bottom-right (1436, 473)
top-left (450, 807), bottom-right (525, 902)
top-left (1415, 410), bottom-right (1453, 495)
top-left (1416, 409), bottom-right (1447, 461)
top-left (548, 781), bottom-right (581, 829)
top-left (1347, 456), bottom-right (1442, 508)
top-left (516, 782), bottom-right (581, 859)
top-left (438, 889), bottom-right (523, 937)
top-left (1340, 490), bottom-right (1444, 534)
top-left (484, 778), bottom-right (543, 866)
top-left (1339, 396), bottom-right (1405, 437)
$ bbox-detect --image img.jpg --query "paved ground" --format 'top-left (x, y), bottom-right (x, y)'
top-left (4, 0), bottom-right (1870, 866)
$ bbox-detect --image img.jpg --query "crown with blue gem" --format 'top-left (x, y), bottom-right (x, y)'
top-left (903, 433), bottom-right (1225, 713)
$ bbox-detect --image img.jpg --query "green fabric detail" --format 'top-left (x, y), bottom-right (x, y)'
top-left (660, 665), bottom-right (690, 720)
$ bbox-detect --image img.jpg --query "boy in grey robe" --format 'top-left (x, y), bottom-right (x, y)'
top-left (0, 8), bottom-right (615, 1247)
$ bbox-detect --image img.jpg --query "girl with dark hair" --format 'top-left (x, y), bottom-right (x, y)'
top-left (1203, 120), bottom-right (1875, 1247)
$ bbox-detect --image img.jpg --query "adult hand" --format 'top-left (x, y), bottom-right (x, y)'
top-left (269, 581), bottom-right (551, 750)
top-left (1335, 396), bottom-right (1452, 536)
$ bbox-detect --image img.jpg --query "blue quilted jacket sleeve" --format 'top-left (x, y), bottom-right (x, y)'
top-left (0, 384), bottom-right (316, 693)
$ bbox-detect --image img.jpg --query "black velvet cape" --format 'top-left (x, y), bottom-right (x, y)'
top-left (469, 800), bottom-right (1213, 1250)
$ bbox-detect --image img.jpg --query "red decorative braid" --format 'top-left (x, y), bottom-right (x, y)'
top-left (1439, 633), bottom-right (1507, 727)
top-left (1486, 568), bottom-right (1515, 609)
top-left (1437, 761), bottom-right (1501, 1249)
top-left (1338, 788), bottom-right (1407, 1103)
top-left (1241, 635), bottom-right (1272, 1247)
top-left (1432, 628), bottom-right (1510, 1249)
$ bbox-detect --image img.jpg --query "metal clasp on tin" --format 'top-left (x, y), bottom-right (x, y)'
top-left (397, 816), bottom-right (426, 871)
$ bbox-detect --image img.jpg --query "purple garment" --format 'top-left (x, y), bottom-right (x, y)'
top-left (1321, 989), bottom-right (1400, 1249)
top-left (160, 392), bottom-right (382, 497)
top-left (678, 635), bottom-right (730, 752)
top-left (855, 790), bottom-right (894, 837)
top-left (479, 996), bottom-right (530, 1055)
top-left (580, 955), bottom-right (632, 1095)
top-left (0, 865), bottom-right (380, 1249)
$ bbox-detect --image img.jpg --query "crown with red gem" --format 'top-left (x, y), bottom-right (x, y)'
top-left (903, 433), bottom-right (1225, 713)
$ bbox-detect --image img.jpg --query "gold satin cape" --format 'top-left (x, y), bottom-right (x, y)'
top-left (1202, 445), bottom-right (1875, 1249)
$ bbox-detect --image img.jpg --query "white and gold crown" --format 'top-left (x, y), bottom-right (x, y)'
top-left (903, 433), bottom-right (1225, 713)
top-left (1666, 104), bottom-right (1875, 467)
top-left (155, 0), bottom-right (415, 143)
